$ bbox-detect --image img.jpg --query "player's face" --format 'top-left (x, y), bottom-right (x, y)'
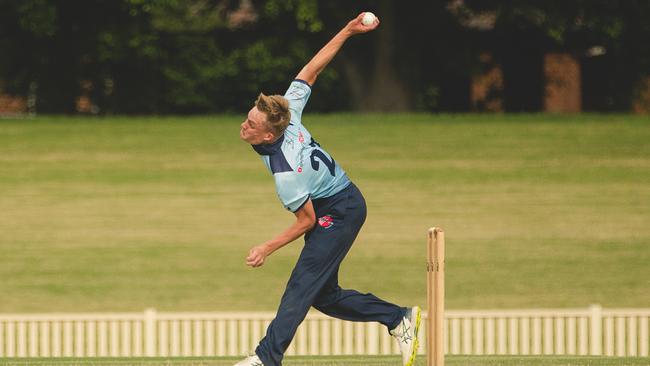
top-left (240, 107), bottom-right (275, 145)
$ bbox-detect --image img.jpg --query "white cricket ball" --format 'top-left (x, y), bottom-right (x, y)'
top-left (362, 12), bottom-right (376, 26)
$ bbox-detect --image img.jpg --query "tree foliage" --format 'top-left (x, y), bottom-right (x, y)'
top-left (461, 0), bottom-right (650, 110)
top-left (0, 0), bottom-right (648, 114)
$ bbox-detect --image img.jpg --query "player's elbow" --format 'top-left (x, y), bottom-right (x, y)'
top-left (299, 211), bottom-right (316, 231)
top-left (293, 198), bottom-right (316, 232)
top-left (295, 210), bottom-right (316, 232)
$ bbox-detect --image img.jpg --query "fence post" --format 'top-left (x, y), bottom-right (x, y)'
top-left (589, 304), bottom-right (602, 355)
top-left (144, 308), bottom-right (157, 357)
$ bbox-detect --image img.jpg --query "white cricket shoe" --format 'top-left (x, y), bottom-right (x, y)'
top-left (233, 354), bottom-right (264, 366)
top-left (390, 306), bottom-right (421, 366)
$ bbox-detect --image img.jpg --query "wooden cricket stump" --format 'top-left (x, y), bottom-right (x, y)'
top-left (427, 227), bottom-right (445, 366)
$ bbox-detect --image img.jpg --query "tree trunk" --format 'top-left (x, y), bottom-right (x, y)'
top-left (342, 0), bottom-right (412, 112)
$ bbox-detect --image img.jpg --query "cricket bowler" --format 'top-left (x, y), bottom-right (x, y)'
top-left (236, 13), bottom-right (420, 366)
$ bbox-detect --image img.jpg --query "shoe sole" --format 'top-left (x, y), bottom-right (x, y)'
top-left (405, 306), bottom-right (421, 366)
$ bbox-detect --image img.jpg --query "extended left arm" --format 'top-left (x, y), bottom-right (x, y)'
top-left (246, 200), bottom-right (316, 267)
top-left (296, 12), bottom-right (379, 86)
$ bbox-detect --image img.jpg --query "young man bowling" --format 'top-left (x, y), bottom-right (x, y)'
top-left (236, 13), bottom-right (420, 366)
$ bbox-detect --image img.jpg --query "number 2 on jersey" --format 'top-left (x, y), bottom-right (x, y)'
top-left (309, 138), bottom-right (336, 176)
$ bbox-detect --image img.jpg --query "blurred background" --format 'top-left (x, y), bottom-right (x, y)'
top-left (1, 0), bottom-right (650, 116)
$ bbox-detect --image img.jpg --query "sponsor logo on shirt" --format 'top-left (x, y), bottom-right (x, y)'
top-left (289, 87), bottom-right (306, 98)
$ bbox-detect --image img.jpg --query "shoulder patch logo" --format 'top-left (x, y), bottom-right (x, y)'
top-left (318, 215), bottom-right (334, 229)
top-left (289, 88), bottom-right (306, 98)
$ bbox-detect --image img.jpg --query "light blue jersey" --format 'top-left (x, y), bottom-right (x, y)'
top-left (252, 80), bottom-right (351, 212)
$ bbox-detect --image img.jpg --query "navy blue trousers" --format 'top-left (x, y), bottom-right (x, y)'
top-left (255, 183), bottom-right (406, 366)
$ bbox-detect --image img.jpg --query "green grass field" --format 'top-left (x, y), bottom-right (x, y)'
top-left (1, 356), bottom-right (650, 366)
top-left (1, 114), bottom-right (649, 313)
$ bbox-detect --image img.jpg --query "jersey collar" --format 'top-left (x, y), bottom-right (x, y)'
top-left (251, 134), bottom-right (284, 155)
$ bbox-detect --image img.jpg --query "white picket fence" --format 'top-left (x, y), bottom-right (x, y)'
top-left (0, 305), bottom-right (648, 358)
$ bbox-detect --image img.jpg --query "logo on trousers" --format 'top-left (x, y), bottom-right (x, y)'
top-left (318, 215), bottom-right (333, 228)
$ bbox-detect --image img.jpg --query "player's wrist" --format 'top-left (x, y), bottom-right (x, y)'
top-left (340, 26), bottom-right (355, 38)
top-left (261, 243), bottom-right (274, 256)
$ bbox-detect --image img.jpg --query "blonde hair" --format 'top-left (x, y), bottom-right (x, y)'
top-left (255, 93), bottom-right (291, 136)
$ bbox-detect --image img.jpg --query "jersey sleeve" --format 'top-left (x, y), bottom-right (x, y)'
top-left (284, 79), bottom-right (312, 125)
top-left (274, 171), bottom-right (310, 212)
